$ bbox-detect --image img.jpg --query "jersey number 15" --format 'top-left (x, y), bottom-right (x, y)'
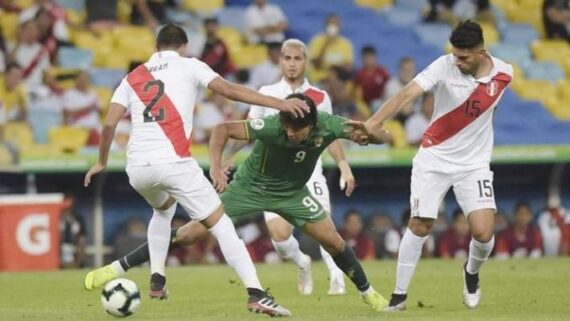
top-left (143, 80), bottom-right (166, 123)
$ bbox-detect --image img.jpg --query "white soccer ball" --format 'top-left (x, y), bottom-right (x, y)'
top-left (101, 278), bottom-right (141, 317)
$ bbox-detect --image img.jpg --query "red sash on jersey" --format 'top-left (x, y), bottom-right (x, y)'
top-left (127, 65), bottom-right (191, 157)
top-left (421, 72), bottom-right (512, 148)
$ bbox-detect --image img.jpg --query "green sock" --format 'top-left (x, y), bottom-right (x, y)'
top-left (331, 245), bottom-right (370, 292)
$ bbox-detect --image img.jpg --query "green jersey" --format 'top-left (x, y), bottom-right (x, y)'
top-left (234, 112), bottom-right (350, 196)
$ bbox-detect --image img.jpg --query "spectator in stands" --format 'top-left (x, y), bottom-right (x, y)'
top-left (62, 71), bottom-right (102, 146)
top-left (494, 211), bottom-right (509, 234)
top-left (353, 45), bottom-right (390, 109)
top-left (0, 26), bottom-right (7, 73)
top-left (193, 92), bottom-right (239, 143)
top-left (244, 0), bottom-right (287, 44)
top-left (385, 208), bottom-right (435, 259)
top-left (60, 198), bottom-right (87, 269)
top-left (438, 208), bottom-right (471, 258)
top-left (249, 41), bottom-right (282, 89)
top-left (0, 0), bottom-right (23, 12)
top-left (383, 57), bottom-right (419, 120)
top-left (424, 0), bottom-right (494, 26)
top-left (543, 0), bottom-right (570, 43)
top-left (19, 0), bottom-right (67, 32)
top-left (339, 210), bottom-right (375, 260)
top-left (7, 19), bottom-right (51, 90)
top-left (0, 63), bottom-right (28, 122)
top-left (309, 14), bottom-right (354, 83)
top-left (537, 196), bottom-right (570, 256)
top-left (496, 201), bottom-right (543, 259)
top-left (366, 212), bottom-right (395, 259)
top-left (113, 218), bottom-right (147, 260)
top-left (327, 65), bottom-right (362, 119)
top-left (86, 0), bottom-right (120, 31)
top-left (200, 17), bottom-right (236, 78)
top-left (34, 6), bottom-right (70, 60)
top-left (405, 92), bottom-right (434, 146)
top-left (131, 0), bottom-right (175, 30)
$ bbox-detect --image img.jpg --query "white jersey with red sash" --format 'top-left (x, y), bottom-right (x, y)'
top-left (110, 50), bottom-right (219, 166)
top-left (413, 54), bottom-right (513, 172)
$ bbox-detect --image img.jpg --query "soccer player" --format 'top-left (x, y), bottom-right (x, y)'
top-left (87, 93), bottom-right (392, 313)
top-left (223, 39), bottom-right (351, 296)
top-left (84, 24), bottom-right (309, 317)
top-left (352, 21), bottom-right (514, 310)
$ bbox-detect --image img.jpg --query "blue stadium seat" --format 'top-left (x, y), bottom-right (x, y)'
top-left (89, 68), bottom-right (126, 89)
top-left (522, 61), bottom-right (566, 83)
top-left (395, 0), bottom-right (428, 11)
top-left (27, 107), bottom-right (62, 144)
top-left (218, 7), bottom-right (247, 32)
top-left (501, 23), bottom-right (539, 45)
top-left (56, 0), bottom-right (85, 11)
top-left (413, 23), bottom-right (452, 48)
top-left (490, 43), bottom-right (532, 65)
top-left (57, 47), bottom-right (94, 69)
top-left (382, 6), bottom-right (422, 26)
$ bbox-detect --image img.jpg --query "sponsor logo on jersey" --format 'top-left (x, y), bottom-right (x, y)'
top-left (486, 80), bottom-right (498, 97)
top-left (250, 119), bottom-right (265, 130)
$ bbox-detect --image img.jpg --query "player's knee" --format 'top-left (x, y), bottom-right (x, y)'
top-left (408, 217), bottom-right (435, 237)
top-left (321, 237), bottom-right (344, 256)
top-left (175, 225), bottom-right (198, 245)
top-left (472, 230), bottom-right (494, 243)
top-left (267, 221), bottom-right (293, 241)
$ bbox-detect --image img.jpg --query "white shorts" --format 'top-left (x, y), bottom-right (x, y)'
top-left (264, 170), bottom-right (331, 222)
top-left (410, 162), bottom-right (496, 219)
top-left (126, 158), bottom-right (221, 221)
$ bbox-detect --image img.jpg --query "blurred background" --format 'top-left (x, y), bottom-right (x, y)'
top-left (0, 0), bottom-right (568, 272)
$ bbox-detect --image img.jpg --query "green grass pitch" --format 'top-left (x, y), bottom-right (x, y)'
top-left (1, 258), bottom-right (569, 320)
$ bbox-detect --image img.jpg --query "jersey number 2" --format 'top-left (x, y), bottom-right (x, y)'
top-left (143, 80), bottom-right (166, 123)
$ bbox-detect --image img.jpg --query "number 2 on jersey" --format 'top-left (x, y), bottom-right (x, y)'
top-left (143, 80), bottom-right (166, 123)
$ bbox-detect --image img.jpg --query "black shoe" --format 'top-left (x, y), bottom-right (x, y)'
top-left (247, 288), bottom-right (292, 317)
top-left (463, 265), bottom-right (479, 294)
top-left (385, 293), bottom-right (407, 312)
top-left (149, 273), bottom-right (168, 300)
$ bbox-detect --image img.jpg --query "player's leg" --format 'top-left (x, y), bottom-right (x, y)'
top-left (386, 165), bottom-right (451, 311)
top-left (265, 212), bottom-right (313, 295)
top-left (308, 175), bottom-right (346, 295)
top-left (454, 168), bottom-right (496, 309)
top-left (302, 215), bottom-right (387, 311)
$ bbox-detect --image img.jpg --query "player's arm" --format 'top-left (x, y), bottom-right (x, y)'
top-left (209, 121), bottom-right (250, 193)
top-left (208, 77), bottom-right (308, 118)
top-left (326, 140), bottom-right (355, 197)
top-left (367, 80), bottom-right (424, 130)
top-left (84, 103), bottom-right (126, 187)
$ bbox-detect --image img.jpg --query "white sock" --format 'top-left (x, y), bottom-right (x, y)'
top-left (209, 214), bottom-right (263, 290)
top-left (111, 260), bottom-right (125, 275)
top-left (394, 228), bottom-right (428, 295)
top-left (148, 202), bottom-right (177, 276)
top-left (319, 246), bottom-right (343, 279)
top-left (271, 235), bottom-right (310, 270)
top-left (466, 236), bottom-right (495, 275)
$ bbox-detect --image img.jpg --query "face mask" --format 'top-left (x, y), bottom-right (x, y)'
top-left (326, 24), bottom-right (339, 36)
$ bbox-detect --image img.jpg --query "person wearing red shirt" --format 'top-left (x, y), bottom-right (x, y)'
top-left (496, 201), bottom-right (543, 259)
top-left (200, 17), bottom-right (236, 78)
top-left (353, 45), bottom-right (390, 108)
top-left (339, 210), bottom-right (375, 260)
top-left (438, 208), bottom-right (471, 258)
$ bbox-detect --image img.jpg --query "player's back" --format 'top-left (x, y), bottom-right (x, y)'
top-left (111, 51), bottom-right (219, 165)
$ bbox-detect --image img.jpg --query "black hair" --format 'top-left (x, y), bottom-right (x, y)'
top-left (514, 200), bottom-right (531, 213)
top-left (279, 93), bottom-right (317, 130)
top-left (203, 16), bottom-right (218, 25)
top-left (266, 41), bottom-right (282, 51)
top-left (156, 24), bottom-right (188, 49)
top-left (329, 65), bottom-right (351, 82)
top-left (449, 20), bottom-right (484, 49)
top-left (452, 207), bottom-right (464, 221)
top-left (399, 56), bottom-right (414, 67)
top-left (361, 45), bottom-right (376, 56)
top-left (344, 209), bottom-right (362, 222)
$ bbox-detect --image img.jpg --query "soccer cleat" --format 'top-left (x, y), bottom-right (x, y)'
top-left (361, 288), bottom-right (388, 312)
top-left (247, 290), bottom-right (292, 317)
top-left (84, 265), bottom-right (119, 291)
top-left (297, 255), bottom-right (313, 295)
top-left (463, 265), bottom-right (481, 309)
top-left (327, 276), bottom-right (347, 295)
top-left (384, 293), bottom-right (407, 312)
top-left (149, 273), bottom-right (169, 300)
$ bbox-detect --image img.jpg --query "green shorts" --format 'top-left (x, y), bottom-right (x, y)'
top-left (220, 181), bottom-right (327, 227)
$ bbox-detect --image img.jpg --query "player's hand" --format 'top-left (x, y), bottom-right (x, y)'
top-left (221, 157), bottom-right (235, 175)
top-left (84, 163), bottom-right (106, 187)
top-left (339, 170), bottom-right (355, 197)
top-left (281, 98), bottom-right (309, 118)
top-left (209, 166), bottom-right (228, 193)
top-left (344, 120), bottom-right (370, 145)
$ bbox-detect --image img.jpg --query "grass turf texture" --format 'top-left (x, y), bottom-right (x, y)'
top-left (0, 258), bottom-right (569, 320)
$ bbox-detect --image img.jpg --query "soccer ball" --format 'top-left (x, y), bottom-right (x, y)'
top-left (101, 278), bottom-right (141, 317)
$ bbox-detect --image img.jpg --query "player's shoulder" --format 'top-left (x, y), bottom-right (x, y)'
top-left (490, 55), bottom-right (514, 77)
